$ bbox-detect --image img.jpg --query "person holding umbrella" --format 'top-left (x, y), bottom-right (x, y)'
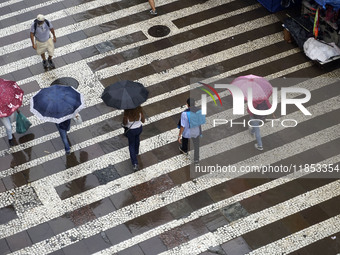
top-left (101, 80), bottom-right (149, 172)
top-left (0, 78), bottom-right (24, 147)
top-left (231, 74), bottom-right (274, 151)
top-left (122, 106), bottom-right (145, 171)
top-left (30, 84), bottom-right (84, 155)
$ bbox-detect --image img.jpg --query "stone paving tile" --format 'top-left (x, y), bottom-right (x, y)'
top-left (48, 214), bottom-right (76, 235)
top-left (62, 240), bottom-right (92, 255)
top-left (221, 237), bottom-right (252, 255)
top-left (166, 199), bottom-right (193, 220)
top-left (27, 222), bottom-right (55, 244)
top-left (139, 236), bottom-right (167, 255)
top-left (105, 224), bottom-right (133, 246)
top-left (0, 238), bottom-right (11, 255)
top-left (83, 233), bottom-right (111, 254)
top-left (5, 231), bottom-right (32, 252)
top-left (160, 226), bottom-right (190, 249)
top-left (0, 205), bottom-right (18, 225)
top-left (116, 244), bottom-right (145, 255)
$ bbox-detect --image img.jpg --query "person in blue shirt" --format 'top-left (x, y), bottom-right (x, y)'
top-left (178, 98), bottom-right (201, 164)
top-left (30, 14), bottom-right (57, 69)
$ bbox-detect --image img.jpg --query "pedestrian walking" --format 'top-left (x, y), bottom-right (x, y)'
top-left (1, 112), bottom-right (17, 146)
top-left (122, 106), bottom-right (145, 171)
top-left (178, 98), bottom-right (203, 164)
top-left (30, 14), bottom-right (57, 69)
top-left (248, 99), bottom-right (272, 151)
top-left (56, 119), bottom-right (71, 155)
top-left (0, 78), bottom-right (24, 147)
top-left (148, 0), bottom-right (157, 15)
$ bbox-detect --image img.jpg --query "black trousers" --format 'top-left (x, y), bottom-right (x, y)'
top-left (181, 136), bottom-right (200, 161)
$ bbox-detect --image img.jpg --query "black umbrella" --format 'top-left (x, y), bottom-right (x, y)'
top-left (101, 80), bottom-right (149, 109)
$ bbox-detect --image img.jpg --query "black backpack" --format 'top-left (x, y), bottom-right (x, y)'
top-left (253, 101), bottom-right (269, 120)
top-left (33, 19), bottom-right (50, 35)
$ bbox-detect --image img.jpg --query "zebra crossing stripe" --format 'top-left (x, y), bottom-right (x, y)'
top-left (247, 215), bottom-right (340, 255)
top-left (93, 155), bottom-right (340, 254)
top-left (0, 0), bottom-right (66, 21)
top-left (0, 32), bottom-right (290, 172)
top-left (1, 94), bottom-right (339, 237)
top-left (159, 180), bottom-right (340, 255)
top-left (0, 3), bottom-right (267, 76)
top-left (8, 124), bottom-right (340, 254)
top-left (96, 15), bottom-right (280, 78)
top-left (0, 0), bottom-right (23, 8)
top-left (0, 0), bottom-right (228, 56)
top-left (0, 63), bottom-right (337, 208)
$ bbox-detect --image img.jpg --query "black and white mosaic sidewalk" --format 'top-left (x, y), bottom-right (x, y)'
top-left (0, 0), bottom-right (340, 254)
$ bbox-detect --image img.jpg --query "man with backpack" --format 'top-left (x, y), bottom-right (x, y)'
top-left (30, 14), bottom-right (56, 69)
top-left (178, 98), bottom-right (205, 164)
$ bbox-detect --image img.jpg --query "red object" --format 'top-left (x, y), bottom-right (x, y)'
top-left (0, 78), bottom-right (24, 117)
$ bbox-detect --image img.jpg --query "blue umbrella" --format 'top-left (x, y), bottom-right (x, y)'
top-left (30, 85), bottom-right (85, 124)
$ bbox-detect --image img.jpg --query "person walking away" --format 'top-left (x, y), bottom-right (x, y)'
top-left (0, 111), bottom-right (17, 146)
top-left (123, 106), bottom-right (145, 171)
top-left (30, 14), bottom-right (57, 69)
top-left (178, 98), bottom-right (202, 164)
top-left (248, 99), bottom-right (272, 151)
top-left (148, 0), bottom-right (157, 15)
top-left (56, 119), bottom-right (71, 155)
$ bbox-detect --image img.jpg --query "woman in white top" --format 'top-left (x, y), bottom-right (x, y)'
top-left (123, 106), bottom-right (145, 171)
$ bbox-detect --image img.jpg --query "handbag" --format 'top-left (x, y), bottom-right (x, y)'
top-left (72, 113), bottom-right (83, 125)
top-left (121, 121), bottom-right (135, 136)
top-left (16, 112), bottom-right (32, 134)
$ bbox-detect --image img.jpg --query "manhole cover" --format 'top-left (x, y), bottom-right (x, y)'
top-left (148, 25), bottom-right (170, 38)
top-left (51, 77), bottom-right (79, 89)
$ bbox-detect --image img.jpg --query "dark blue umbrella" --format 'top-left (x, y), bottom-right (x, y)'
top-left (30, 85), bottom-right (85, 124)
top-left (101, 80), bottom-right (149, 109)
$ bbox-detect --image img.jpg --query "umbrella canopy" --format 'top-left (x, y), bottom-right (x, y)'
top-left (101, 80), bottom-right (149, 109)
top-left (0, 78), bottom-right (24, 117)
top-left (30, 85), bottom-right (85, 123)
top-left (231, 74), bottom-right (273, 101)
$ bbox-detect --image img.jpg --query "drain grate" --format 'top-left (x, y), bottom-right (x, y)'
top-left (51, 77), bottom-right (79, 88)
top-left (148, 25), bottom-right (170, 38)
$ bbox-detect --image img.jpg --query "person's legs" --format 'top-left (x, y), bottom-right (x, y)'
top-left (192, 136), bottom-right (200, 162)
top-left (56, 125), bottom-right (71, 153)
top-left (250, 117), bottom-right (263, 149)
top-left (126, 129), bottom-right (138, 166)
top-left (36, 40), bottom-right (48, 68)
top-left (134, 126), bottom-right (142, 156)
top-left (180, 137), bottom-right (189, 154)
top-left (148, 0), bottom-right (156, 11)
top-left (1, 117), bottom-right (13, 140)
top-left (47, 38), bottom-right (55, 68)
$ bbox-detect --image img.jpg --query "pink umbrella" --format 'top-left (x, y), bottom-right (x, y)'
top-left (231, 74), bottom-right (273, 102)
top-left (0, 78), bottom-right (24, 117)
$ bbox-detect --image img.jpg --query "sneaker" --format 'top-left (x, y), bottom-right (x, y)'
top-left (133, 164), bottom-right (139, 172)
top-left (254, 144), bottom-right (263, 151)
top-left (179, 146), bottom-right (188, 155)
top-left (42, 60), bottom-right (48, 68)
top-left (48, 59), bottom-right (55, 68)
top-left (149, 9), bottom-right (157, 15)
